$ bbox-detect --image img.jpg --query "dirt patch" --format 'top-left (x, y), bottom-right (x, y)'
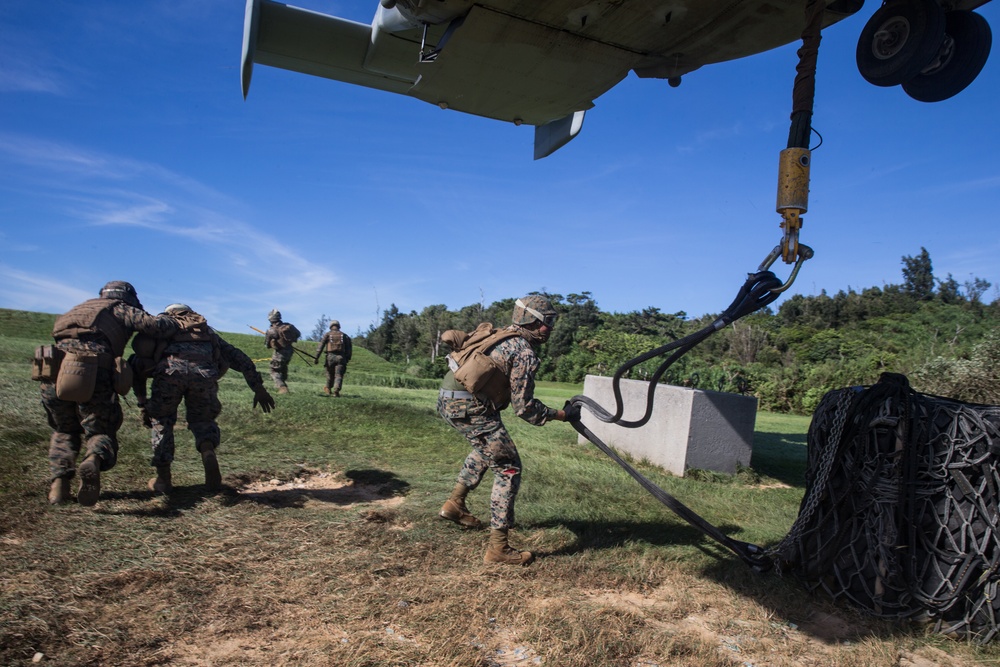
top-left (237, 469), bottom-right (406, 511)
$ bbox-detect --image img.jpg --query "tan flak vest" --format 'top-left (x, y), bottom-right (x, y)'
top-left (323, 330), bottom-right (346, 354)
top-left (170, 311), bottom-right (214, 343)
top-left (167, 311), bottom-right (227, 375)
top-left (443, 323), bottom-right (521, 407)
top-left (52, 298), bottom-right (130, 357)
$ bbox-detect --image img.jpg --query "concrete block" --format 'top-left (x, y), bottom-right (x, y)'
top-left (576, 375), bottom-right (757, 477)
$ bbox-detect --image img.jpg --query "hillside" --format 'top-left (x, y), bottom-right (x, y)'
top-left (0, 308), bottom-right (994, 666)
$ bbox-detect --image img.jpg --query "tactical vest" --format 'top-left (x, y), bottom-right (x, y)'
top-left (52, 298), bottom-right (130, 357)
top-left (170, 312), bottom-right (214, 342)
top-left (325, 330), bottom-right (345, 354)
top-left (444, 323), bottom-right (522, 407)
top-left (167, 311), bottom-right (224, 372)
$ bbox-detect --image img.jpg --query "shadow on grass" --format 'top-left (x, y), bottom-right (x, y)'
top-left (750, 430), bottom-right (809, 488)
top-left (101, 485), bottom-right (225, 516)
top-left (532, 518), bottom-right (748, 560)
top-left (101, 469), bottom-right (411, 515)
top-left (697, 556), bottom-right (905, 646)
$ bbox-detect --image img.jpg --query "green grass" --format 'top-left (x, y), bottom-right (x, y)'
top-left (0, 307), bottom-right (993, 667)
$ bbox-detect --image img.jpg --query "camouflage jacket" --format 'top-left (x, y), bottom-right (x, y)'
top-left (155, 334), bottom-right (264, 392)
top-left (487, 326), bottom-right (558, 425)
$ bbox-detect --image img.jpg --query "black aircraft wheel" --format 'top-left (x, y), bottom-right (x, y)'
top-left (856, 0), bottom-right (946, 87)
top-left (903, 10), bottom-right (992, 102)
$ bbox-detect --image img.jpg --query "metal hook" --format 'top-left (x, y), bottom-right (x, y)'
top-left (758, 243), bottom-right (814, 294)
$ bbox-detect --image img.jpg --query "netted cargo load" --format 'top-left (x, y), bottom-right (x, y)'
top-left (770, 372), bottom-right (1000, 641)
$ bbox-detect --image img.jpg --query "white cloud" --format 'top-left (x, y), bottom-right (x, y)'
top-left (0, 265), bottom-right (92, 314)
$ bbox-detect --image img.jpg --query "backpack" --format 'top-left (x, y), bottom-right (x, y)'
top-left (443, 323), bottom-right (520, 406)
top-left (278, 323), bottom-right (301, 346)
top-left (325, 330), bottom-right (345, 354)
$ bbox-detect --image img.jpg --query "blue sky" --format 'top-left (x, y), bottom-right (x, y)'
top-left (2, 1), bottom-right (998, 338)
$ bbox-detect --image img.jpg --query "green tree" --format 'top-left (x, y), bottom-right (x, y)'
top-left (901, 247), bottom-right (934, 301)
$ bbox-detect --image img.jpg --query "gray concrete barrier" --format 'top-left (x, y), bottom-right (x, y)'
top-left (577, 375), bottom-right (757, 476)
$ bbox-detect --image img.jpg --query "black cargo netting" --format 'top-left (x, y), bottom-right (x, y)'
top-left (770, 372), bottom-right (1000, 641)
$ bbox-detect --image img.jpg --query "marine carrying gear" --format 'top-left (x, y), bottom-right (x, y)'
top-left (442, 323), bottom-right (521, 407)
top-left (329, 320), bottom-right (340, 330)
top-left (323, 330), bottom-right (346, 354)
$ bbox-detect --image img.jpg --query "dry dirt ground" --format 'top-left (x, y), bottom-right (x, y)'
top-left (7, 469), bottom-right (984, 667)
top-left (153, 472), bottom-right (975, 667)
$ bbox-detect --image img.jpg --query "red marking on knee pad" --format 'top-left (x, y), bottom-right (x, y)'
top-left (502, 468), bottom-right (519, 476)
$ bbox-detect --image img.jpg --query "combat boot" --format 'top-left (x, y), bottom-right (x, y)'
top-left (323, 387), bottom-right (331, 396)
top-left (76, 454), bottom-right (101, 507)
top-left (278, 386), bottom-right (289, 394)
top-left (484, 528), bottom-right (534, 566)
top-left (147, 465), bottom-right (172, 494)
top-left (48, 477), bottom-right (70, 505)
top-left (333, 389), bottom-right (341, 397)
top-left (439, 482), bottom-right (482, 528)
top-left (200, 443), bottom-right (222, 490)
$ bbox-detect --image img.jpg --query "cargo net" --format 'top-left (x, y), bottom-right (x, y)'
top-left (769, 372), bottom-right (1000, 641)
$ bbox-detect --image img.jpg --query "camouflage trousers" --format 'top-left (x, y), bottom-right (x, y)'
top-left (40, 369), bottom-right (123, 481)
top-left (146, 372), bottom-right (222, 467)
top-left (324, 354), bottom-right (347, 392)
top-left (270, 347), bottom-right (293, 389)
top-left (438, 394), bottom-right (521, 530)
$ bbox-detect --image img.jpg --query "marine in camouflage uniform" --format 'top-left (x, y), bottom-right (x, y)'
top-left (314, 320), bottom-right (352, 396)
top-left (139, 304), bottom-right (275, 493)
top-left (40, 281), bottom-right (178, 506)
top-left (264, 309), bottom-right (296, 393)
top-left (437, 295), bottom-right (579, 566)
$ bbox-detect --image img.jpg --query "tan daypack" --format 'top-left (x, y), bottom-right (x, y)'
top-left (55, 352), bottom-right (99, 402)
top-left (443, 323), bottom-right (521, 406)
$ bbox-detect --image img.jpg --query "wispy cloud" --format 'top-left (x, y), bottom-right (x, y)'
top-left (0, 30), bottom-right (73, 95)
top-left (0, 265), bottom-right (92, 314)
top-left (0, 133), bottom-right (338, 331)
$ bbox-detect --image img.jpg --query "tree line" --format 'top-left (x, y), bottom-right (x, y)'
top-left (348, 248), bottom-right (1000, 414)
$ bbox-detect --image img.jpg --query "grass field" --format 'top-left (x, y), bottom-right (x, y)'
top-left (0, 309), bottom-right (993, 666)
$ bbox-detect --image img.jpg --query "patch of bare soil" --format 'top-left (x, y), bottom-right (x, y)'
top-left (568, 588), bottom-right (969, 667)
top-left (237, 469), bottom-right (406, 512)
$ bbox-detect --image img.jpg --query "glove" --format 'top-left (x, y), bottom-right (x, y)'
top-left (253, 387), bottom-right (275, 413)
top-left (562, 400), bottom-right (582, 423)
top-left (314, 355), bottom-right (320, 365)
top-left (139, 405), bottom-right (152, 429)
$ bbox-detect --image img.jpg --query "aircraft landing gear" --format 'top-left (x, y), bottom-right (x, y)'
top-left (902, 10), bottom-right (992, 102)
top-left (856, 0), bottom-right (992, 101)
top-left (856, 0), bottom-right (945, 87)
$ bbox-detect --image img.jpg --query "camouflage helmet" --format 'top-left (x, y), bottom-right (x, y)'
top-left (512, 295), bottom-right (557, 326)
top-left (100, 281), bottom-right (142, 309)
top-left (164, 303), bottom-right (192, 315)
top-left (267, 309), bottom-right (281, 323)
top-left (329, 320), bottom-right (340, 330)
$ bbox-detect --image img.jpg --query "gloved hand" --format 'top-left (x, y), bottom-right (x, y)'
top-left (314, 355), bottom-right (320, 365)
top-left (253, 387), bottom-right (275, 413)
top-left (562, 400), bottom-right (582, 423)
top-left (139, 405), bottom-right (152, 429)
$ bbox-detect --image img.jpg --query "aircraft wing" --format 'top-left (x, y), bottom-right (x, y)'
top-left (242, 0), bottom-right (991, 158)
